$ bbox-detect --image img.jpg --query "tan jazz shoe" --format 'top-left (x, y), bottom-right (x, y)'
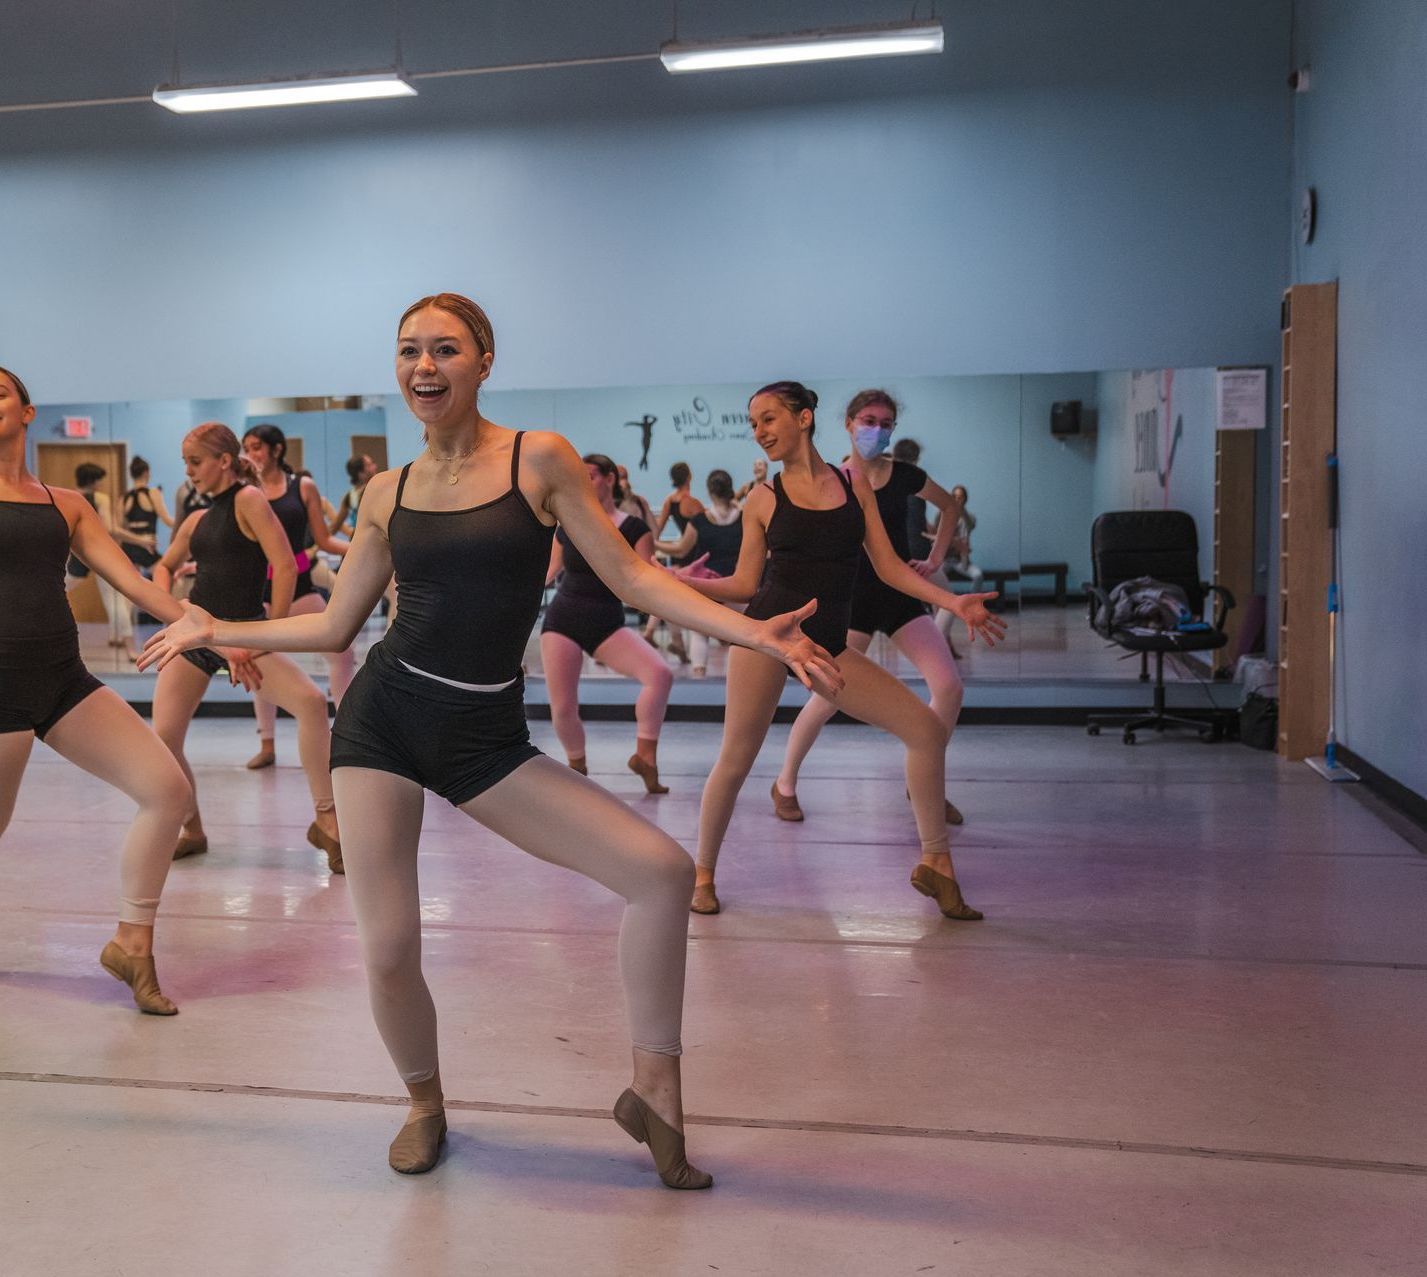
top-left (172, 833), bottom-right (208, 860)
top-left (245, 746), bottom-right (276, 770)
top-left (910, 864), bottom-right (983, 920)
top-left (568, 756), bottom-right (588, 776)
top-left (770, 779), bottom-right (804, 822)
top-left (690, 882), bottom-right (721, 915)
top-left (628, 754), bottom-right (669, 795)
top-left (613, 1089), bottom-right (713, 1190)
top-left (388, 1111), bottom-right (447, 1174)
top-left (307, 822), bottom-right (344, 875)
top-left (906, 788), bottom-right (965, 826)
top-left (99, 941), bottom-right (178, 1015)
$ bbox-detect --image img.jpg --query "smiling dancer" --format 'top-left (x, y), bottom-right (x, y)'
top-left (677, 382), bottom-right (1005, 917)
top-left (541, 453), bottom-right (674, 792)
top-left (142, 293), bottom-right (839, 1184)
top-left (241, 424), bottom-right (353, 772)
top-left (656, 468), bottom-right (744, 678)
top-left (150, 424), bottom-right (342, 872)
top-left (774, 390), bottom-right (970, 825)
top-left (0, 366), bottom-right (196, 1015)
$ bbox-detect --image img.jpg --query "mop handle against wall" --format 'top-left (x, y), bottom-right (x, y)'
top-left (1324, 452), bottom-right (1342, 771)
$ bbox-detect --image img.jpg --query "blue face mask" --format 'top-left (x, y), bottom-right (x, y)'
top-left (852, 424), bottom-right (894, 460)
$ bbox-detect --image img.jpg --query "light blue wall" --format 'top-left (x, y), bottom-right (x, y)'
top-left (0, 4), bottom-right (1288, 406)
top-left (1020, 373), bottom-right (1098, 587)
top-left (1294, 2), bottom-right (1427, 797)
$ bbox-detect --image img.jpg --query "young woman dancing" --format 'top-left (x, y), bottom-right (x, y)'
top-left (773, 390), bottom-right (970, 825)
top-left (646, 461), bottom-right (706, 661)
top-left (541, 453), bottom-right (674, 793)
top-left (151, 424), bottom-right (342, 871)
top-left (240, 424), bottom-right (354, 771)
top-left (0, 367), bottom-right (198, 1015)
top-left (142, 293), bottom-right (839, 1185)
top-left (656, 468), bottom-right (744, 678)
top-left (679, 382), bottom-right (1004, 917)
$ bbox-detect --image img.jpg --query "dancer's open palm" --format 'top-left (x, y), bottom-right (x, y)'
top-left (752, 600), bottom-right (844, 696)
top-left (951, 592), bottom-right (1009, 647)
top-left (139, 601), bottom-right (217, 672)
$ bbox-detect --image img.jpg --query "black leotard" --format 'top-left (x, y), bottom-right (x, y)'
top-left (383, 431), bottom-right (554, 685)
top-left (0, 489), bottom-right (103, 737)
top-left (745, 467), bottom-right (864, 658)
top-left (264, 472), bottom-right (315, 600)
top-left (848, 461), bottom-right (931, 638)
top-left (689, 510), bottom-right (743, 577)
top-left (188, 485), bottom-right (268, 621)
top-left (330, 431), bottom-right (551, 804)
top-left (541, 514), bottom-right (649, 655)
top-left (121, 487), bottom-right (161, 569)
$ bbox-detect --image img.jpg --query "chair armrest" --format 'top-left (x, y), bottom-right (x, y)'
top-left (1086, 584), bottom-right (1112, 636)
top-left (1203, 583), bottom-right (1236, 631)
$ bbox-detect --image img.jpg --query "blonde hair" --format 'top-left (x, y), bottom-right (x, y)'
top-left (398, 292), bottom-right (495, 360)
top-left (185, 422), bottom-right (258, 484)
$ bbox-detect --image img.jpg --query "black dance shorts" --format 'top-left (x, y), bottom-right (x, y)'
top-left (847, 577), bottom-right (930, 639)
top-left (0, 656), bottom-right (104, 739)
top-left (330, 641), bottom-right (541, 806)
top-left (540, 590), bottom-right (625, 657)
top-left (746, 581), bottom-right (850, 678)
top-left (182, 647), bottom-right (230, 678)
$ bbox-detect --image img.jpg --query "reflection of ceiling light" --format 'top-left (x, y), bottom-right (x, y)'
top-left (153, 71), bottom-right (416, 114)
top-left (660, 21), bottom-right (944, 74)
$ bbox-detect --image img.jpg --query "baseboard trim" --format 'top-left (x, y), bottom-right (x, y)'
top-left (1336, 747), bottom-right (1427, 836)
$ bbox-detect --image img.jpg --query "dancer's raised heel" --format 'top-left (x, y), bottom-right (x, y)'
top-left (306, 822), bottom-right (344, 874)
top-left (388, 1111), bottom-right (447, 1174)
top-left (99, 940), bottom-right (178, 1015)
top-left (627, 754), bottom-right (669, 795)
top-left (910, 864), bottom-right (983, 921)
top-left (770, 779), bottom-right (803, 822)
top-left (690, 881), bottom-right (720, 915)
top-left (612, 1088), bottom-right (713, 1190)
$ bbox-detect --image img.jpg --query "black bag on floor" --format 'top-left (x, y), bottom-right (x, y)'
top-left (1239, 693), bottom-right (1278, 750)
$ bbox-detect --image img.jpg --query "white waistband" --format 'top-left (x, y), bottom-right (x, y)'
top-left (398, 658), bottom-right (517, 693)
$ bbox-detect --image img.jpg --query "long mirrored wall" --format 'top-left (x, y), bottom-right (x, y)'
top-left (30, 366), bottom-right (1268, 691)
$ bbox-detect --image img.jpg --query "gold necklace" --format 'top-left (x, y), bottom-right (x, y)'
top-left (427, 441), bottom-right (478, 485)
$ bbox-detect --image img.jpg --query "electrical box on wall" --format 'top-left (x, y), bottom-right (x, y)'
top-left (1051, 400), bottom-right (1092, 438)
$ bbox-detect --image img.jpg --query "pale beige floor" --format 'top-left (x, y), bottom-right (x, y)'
top-left (3, 722), bottom-right (1423, 1276)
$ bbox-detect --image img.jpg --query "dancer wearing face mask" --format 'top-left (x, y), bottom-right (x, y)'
top-left (772, 390), bottom-right (971, 825)
top-left (150, 424), bottom-right (343, 872)
top-left (678, 382), bottom-right (1004, 917)
top-left (142, 293), bottom-right (840, 1186)
top-left (0, 366), bottom-right (197, 1015)
top-left (240, 424), bottom-right (354, 772)
top-left (542, 453), bottom-right (673, 792)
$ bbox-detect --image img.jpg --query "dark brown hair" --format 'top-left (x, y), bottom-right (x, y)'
top-left (583, 453), bottom-right (626, 504)
top-left (706, 469), bottom-right (735, 503)
top-left (0, 366), bottom-right (32, 407)
top-left (750, 381), bottom-right (819, 435)
top-left (243, 423), bottom-right (292, 473)
top-left (669, 461), bottom-right (692, 488)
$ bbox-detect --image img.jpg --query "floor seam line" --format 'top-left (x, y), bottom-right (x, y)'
top-left (2, 1071), bottom-right (1420, 1178)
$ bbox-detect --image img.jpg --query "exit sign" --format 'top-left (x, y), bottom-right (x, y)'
top-left (63, 417), bottom-right (93, 438)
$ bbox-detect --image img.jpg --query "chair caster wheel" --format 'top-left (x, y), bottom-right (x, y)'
top-left (1123, 732), bottom-right (1137, 745)
top-left (1087, 724), bottom-right (1101, 736)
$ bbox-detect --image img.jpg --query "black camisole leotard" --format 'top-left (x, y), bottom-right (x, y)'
top-left (0, 487), bottom-right (104, 737)
top-left (541, 513), bottom-right (650, 655)
top-left (264, 472), bottom-right (315, 601)
top-left (847, 460), bottom-right (932, 638)
top-left (744, 466), bottom-right (865, 660)
top-left (183, 483), bottom-right (270, 678)
top-left (331, 431), bottom-right (557, 806)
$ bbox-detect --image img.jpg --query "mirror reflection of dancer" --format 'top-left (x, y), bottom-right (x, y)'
top-left (656, 468), bottom-right (745, 678)
top-left (648, 461), bottom-right (706, 661)
top-left (0, 366), bottom-right (192, 1015)
top-left (241, 424), bottom-right (354, 772)
top-left (775, 391), bottom-right (971, 824)
top-left (735, 457), bottom-right (768, 503)
top-left (625, 414), bottom-right (657, 470)
top-left (151, 424), bottom-right (343, 871)
top-left (677, 382), bottom-right (1005, 917)
top-left (541, 453), bottom-right (674, 793)
top-left (142, 293), bottom-right (840, 1185)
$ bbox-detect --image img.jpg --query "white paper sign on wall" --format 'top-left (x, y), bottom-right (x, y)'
top-left (1215, 368), bottom-right (1267, 431)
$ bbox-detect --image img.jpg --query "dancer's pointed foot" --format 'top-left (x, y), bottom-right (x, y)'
top-left (172, 832), bottom-right (208, 860)
top-left (568, 756), bottom-right (588, 776)
top-left (613, 1088), bottom-right (713, 1189)
top-left (770, 779), bottom-right (803, 822)
top-left (910, 863), bottom-right (983, 920)
top-left (388, 1111), bottom-right (447, 1174)
top-left (628, 753), bottom-right (669, 794)
top-left (306, 822), bottom-right (344, 875)
top-left (690, 881), bottom-right (720, 915)
top-left (99, 940), bottom-right (178, 1015)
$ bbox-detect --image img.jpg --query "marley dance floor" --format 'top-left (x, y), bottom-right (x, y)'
top-left (2, 721), bottom-right (1424, 1276)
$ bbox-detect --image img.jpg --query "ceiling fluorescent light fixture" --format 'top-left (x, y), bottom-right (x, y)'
top-left (660, 20), bottom-right (943, 74)
top-left (153, 71), bottom-right (416, 114)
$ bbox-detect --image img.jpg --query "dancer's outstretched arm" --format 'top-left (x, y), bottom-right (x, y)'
top-left (530, 434), bottom-right (840, 693)
top-left (847, 469), bottom-right (1007, 647)
top-left (60, 488), bottom-right (186, 625)
top-left (672, 483), bottom-right (773, 605)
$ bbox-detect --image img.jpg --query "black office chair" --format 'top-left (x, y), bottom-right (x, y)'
top-left (1084, 510), bottom-right (1237, 744)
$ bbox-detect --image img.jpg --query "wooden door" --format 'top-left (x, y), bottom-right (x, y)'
top-left (36, 441), bottom-right (127, 622)
top-left (350, 434), bottom-right (388, 472)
